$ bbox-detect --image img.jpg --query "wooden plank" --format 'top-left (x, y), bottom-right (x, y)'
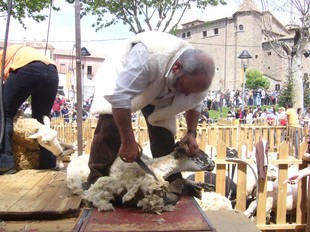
top-left (257, 223), bottom-right (306, 230)
top-left (215, 141), bottom-right (226, 196)
top-left (77, 196), bottom-right (214, 232)
top-left (204, 210), bottom-right (260, 232)
top-left (236, 162), bottom-right (247, 211)
top-left (0, 217), bottom-right (79, 232)
top-left (276, 142), bottom-right (289, 224)
top-left (256, 179), bottom-right (267, 225)
top-left (0, 170), bottom-right (48, 211)
top-left (0, 170), bottom-right (82, 219)
top-left (248, 128), bottom-right (254, 152)
top-left (269, 128), bottom-right (275, 152)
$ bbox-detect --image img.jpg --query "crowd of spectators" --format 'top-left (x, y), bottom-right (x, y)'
top-left (201, 88), bottom-right (310, 127)
top-left (19, 94), bottom-right (94, 123)
top-left (203, 88), bottom-right (279, 111)
top-left (19, 87), bottom-right (309, 128)
top-left (224, 101), bottom-right (310, 129)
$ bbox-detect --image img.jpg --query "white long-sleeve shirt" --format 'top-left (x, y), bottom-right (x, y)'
top-left (91, 31), bottom-right (206, 134)
top-left (106, 43), bottom-right (200, 111)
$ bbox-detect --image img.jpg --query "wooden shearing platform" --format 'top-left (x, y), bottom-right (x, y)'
top-left (74, 196), bottom-right (215, 232)
top-left (0, 169), bottom-right (260, 232)
top-left (0, 169), bottom-right (82, 220)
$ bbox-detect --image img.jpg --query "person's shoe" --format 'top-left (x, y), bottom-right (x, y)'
top-left (0, 154), bottom-right (15, 174)
top-left (82, 181), bottom-right (90, 191)
top-left (51, 166), bottom-right (60, 171)
top-left (0, 167), bottom-right (16, 175)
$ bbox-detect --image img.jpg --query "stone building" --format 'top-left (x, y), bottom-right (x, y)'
top-left (174, 0), bottom-right (309, 93)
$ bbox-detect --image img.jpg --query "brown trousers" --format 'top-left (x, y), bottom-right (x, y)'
top-left (87, 105), bottom-right (180, 184)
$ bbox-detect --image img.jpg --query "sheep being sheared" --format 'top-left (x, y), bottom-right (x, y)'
top-left (67, 153), bottom-right (91, 195)
top-left (13, 115), bottom-right (63, 170)
top-left (76, 145), bottom-right (215, 214)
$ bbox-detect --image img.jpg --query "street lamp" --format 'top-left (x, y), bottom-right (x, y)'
top-left (81, 47), bottom-right (91, 57)
top-left (81, 47), bottom-right (91, 102)
top-left (238, 50), bottom-right (252, 112)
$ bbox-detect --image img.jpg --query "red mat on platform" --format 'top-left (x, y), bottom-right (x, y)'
top-left (75, 196), bottom-right (214, 232)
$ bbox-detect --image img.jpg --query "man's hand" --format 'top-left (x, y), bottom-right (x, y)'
top-left (119, 141), bottom-right (139, 162)
top-left (179, 133), bottom-right (199, 156)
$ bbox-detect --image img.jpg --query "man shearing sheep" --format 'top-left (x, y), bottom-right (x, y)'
top-left (86, 31), bottom-right (215, 202)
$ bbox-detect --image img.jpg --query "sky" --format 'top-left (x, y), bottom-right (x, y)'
top-left (0, 0), bottom-right (297, 55)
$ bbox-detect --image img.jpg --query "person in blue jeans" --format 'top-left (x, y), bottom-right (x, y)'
top-left (0, 45), bottom-right (59, 174)
top-left (61, 103), bottom-right (70, 123)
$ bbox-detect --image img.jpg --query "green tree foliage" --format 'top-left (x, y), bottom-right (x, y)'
top-left (0, 1), bottom-right (60, 29)
top-left (71, 0), bottom-right (227, 34)
top-left (303, 73), bottom-right (310, 107)
top-left (245, 68), bottom-right (270, 90)
top-left (278, 75), bottom-right (293, 107)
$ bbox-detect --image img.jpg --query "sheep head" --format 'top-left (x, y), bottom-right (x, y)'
top-left (27, 116), bottom-right (63, 156)
top-left (147, 145), bottom-right (215, 181)
top-left (171, 144), bottom-right (215, 173)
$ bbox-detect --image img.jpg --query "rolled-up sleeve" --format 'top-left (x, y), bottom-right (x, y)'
top-left (104, 43), bottom-right (149, 109)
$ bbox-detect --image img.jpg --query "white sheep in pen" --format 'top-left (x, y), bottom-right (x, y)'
top-left (13, 114), bottom-right (64, 170)
top-left (67, 145), bottom-right (216, 214)
top-left (244, 164), bottom-right (300, 219)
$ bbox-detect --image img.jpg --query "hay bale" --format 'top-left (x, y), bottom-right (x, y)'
top-left (12, 116), bottom-right (41, 170)
top-left (13, 145), bottom-right (39, 170)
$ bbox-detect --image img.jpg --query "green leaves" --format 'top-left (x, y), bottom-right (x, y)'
top-left (245, 68), bottom-right (270, 90)
top-left (76, 0), bottom-right (226, 34)
top-left (0, 0), bottom-right (60, 29)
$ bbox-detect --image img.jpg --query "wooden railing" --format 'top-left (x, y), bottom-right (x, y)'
top-left (51, 116), bottom-right (309, 231)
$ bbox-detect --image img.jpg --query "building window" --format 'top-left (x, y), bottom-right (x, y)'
top-left (59, 64), bottom-right (66, 74)
top-left (239, 24), bottom-right (244, 31)
top-left (268, 51), bottom-right (272, 55)
top-left (87, 66), bottom-right (93, 76)
top-left (182, 32), bottom-right (186, 38)
top-left (255, 55), bottom-right (258, 59)
top-left (275, 84), bottom-right (280, 91)
top-left (186, 31), bottom-right (191, 37)
top-left (202, 28), bottom-right (219, 37)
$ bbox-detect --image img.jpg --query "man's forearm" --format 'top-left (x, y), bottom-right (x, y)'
top-left (112, 108), bottom-right (136, 143)
top-left (185, 109), bottom-right (200, 136)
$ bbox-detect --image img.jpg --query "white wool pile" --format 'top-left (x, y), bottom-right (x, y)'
top-left (66, 154), bottom-right (90, 195)
top-left (195, 192), bottom-right (233, 211)
top-left (83, 158), bottom-right (173, 214)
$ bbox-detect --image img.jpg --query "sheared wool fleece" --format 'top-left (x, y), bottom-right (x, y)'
top-left (90, 31), bottom-right (208, 135)
top-left (84, 161), bottom-right (173, 214)
top-left (195, 192), bottom-right (233, 211)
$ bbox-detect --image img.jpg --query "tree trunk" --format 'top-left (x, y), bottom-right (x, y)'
top-left (291, 54), bottom-right (304, 109)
